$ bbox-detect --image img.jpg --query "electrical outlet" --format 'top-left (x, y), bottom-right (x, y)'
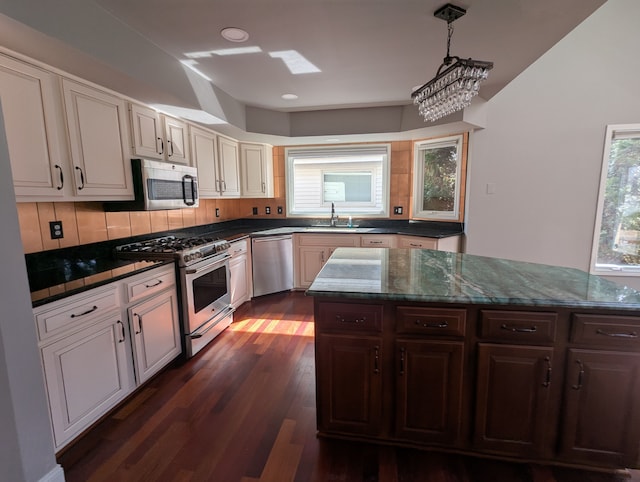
top-left (277, 206), bottom-right (283, 214)
top-left (265, 206), bottom-right (271, 214)
top-left (393, 206), bottom-right (403, 215)
top-left (252, 207), bottom-right (258, 215)
top-left (49, 220), bottom-right (64, 239)
top-left (215, 208), bottom-right (220, 217)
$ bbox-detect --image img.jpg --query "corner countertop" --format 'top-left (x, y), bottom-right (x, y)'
top-left (306, 248), bottom-right (640, 311)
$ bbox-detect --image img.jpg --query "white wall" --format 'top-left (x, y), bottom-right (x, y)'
top-left (0, 106), bottom-right (64, 480)
top-left (466, 0), bottom-right (640, 290)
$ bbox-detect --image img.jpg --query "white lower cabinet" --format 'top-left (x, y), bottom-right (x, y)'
top-left (35, 263), bottom-right (180, 451)
top-left (229, 238), bottom-right (252, 308)
top-left (40, 310), bottom-right (135, 450)
top-left (128, 289), bottom-right (181, 384)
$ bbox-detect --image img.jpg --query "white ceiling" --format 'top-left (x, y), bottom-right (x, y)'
top-left (92, 0), bottom-right (605, 111)
top-left (0, 0), bottom-right (608, 140)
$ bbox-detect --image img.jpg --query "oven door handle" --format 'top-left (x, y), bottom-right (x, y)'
top-left (184, 254), bottom-right (231, 274)
top-left (190, 306), bottom-right (235, 338)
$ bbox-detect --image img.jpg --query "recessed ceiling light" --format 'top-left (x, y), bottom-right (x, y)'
top-left (281, 93), bottom-right (298, 100)
top-left (221, 27), bottom-right (249, 43)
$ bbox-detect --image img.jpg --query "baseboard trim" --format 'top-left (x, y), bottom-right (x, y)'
top-left (39, 464), bottom-right (65, 482)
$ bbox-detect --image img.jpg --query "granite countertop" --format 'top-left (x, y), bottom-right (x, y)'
top-left (306, 247), bottom-right (640, 311)
top-left (25, 219), bottom-right (463, 307)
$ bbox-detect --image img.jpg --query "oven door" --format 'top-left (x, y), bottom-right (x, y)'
top-left (181, 254), bottom-right (232, 335)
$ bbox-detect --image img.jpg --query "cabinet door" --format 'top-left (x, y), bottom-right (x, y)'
top-left (395, 339), bottom-right (464, 446)
top-left (163, 115), bottom-right (190, 165)
top-left (559, 349), bottom-right (640, 467)
top-left (240, 143), bottom-right (273, 197)
top-left (130, 103), bottom-right (163, 159)
top-left (0, 55), bottom-right (66, 197)
top-left (40, 313), bottom-right (134, 450)
top-left (217, 136), bottom-right (241, 196)
top-left (62, 79), bottom-right (133, 198)
top-left (229, 253), bottom-right (250, 308)
top-left (129, 289), bottom-right (181, 385)
top-left (315, 333), bottom-right (383, 436)
top-left (298, 246), bottom-right (329, 288)
top-left (190, 124), bottom-right (220, 197)
top-left (474, 343), bottom-right (555, 458)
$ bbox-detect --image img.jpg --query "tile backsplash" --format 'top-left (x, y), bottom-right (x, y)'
top-left (17, 197), bottom-right (286, 254)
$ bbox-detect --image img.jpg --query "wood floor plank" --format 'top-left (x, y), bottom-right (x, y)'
top-left (60, 291), bottom-right (636, 482)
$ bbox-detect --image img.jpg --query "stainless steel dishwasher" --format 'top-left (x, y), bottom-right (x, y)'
top-left (251, 235), bottom-right (294, 297)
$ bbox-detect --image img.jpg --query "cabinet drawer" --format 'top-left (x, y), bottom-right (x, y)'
top-left (125, 265), bottom-right (175, 303)
top-left (230, 238), bottom-right (248, 257)
top-left (397, 236), bottom-right (437, 250)
top-left (35, 286), bottom-right (119, 342)
top-left (396, 306), bottom-right (466, 337)
top-left (570, 314), bottom-right (640, 347)
top-left (360, 235), bottom-right (396, 248)
top-left (316, 302), bottom-right (383, 333)
top-left (480, 310), bottom-right (557, 343)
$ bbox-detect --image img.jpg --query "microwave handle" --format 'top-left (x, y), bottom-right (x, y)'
top-left (182, 174), bottom-right (197, 206)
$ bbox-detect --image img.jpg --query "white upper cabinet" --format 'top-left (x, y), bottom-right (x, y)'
top-left (240, 142), bottom-right (273, 198)
top-left (130, 103), bottom-right (190, 165)
top-left (189, 124), bottom-right (219, 198)
top-left (129, 103), bottom-right (163, 159)
top-left (217, 135), bottom-right (241, 197)
top-left (62, 78), bottom-right (133, 199)
top-left (163, 115), bottom-right (190, 165)
top-left (0, 54), bottom-right (67, 198)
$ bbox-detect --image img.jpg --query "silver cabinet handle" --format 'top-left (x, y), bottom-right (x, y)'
top-left (596, 328), bottom-right (637, 338)
top-left (415, 320), bottom-right (448, 328)
top-left (157, 137), bottom-right (164, 155)
top-left (501, 323), bottom-right (537, 333)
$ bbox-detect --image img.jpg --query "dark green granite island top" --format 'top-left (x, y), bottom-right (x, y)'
top-left (306, 247), bottom-right (640, 311)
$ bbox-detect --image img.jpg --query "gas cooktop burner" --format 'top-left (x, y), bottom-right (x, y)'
top-left (115, 235), bottom-right (230, 266)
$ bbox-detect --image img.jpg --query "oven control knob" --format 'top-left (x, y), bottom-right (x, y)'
top-left (184, 254), bottom-right (191, 263)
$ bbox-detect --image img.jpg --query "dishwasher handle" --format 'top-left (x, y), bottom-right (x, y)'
top-left (253, 235), bottom-right (292, 243)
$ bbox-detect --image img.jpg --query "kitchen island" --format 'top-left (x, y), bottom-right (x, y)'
top-left (307, 247), bottom-right (640, 472)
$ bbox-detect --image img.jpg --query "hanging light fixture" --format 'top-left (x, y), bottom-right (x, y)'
top-left (411, 3), bottom-right (493, 122)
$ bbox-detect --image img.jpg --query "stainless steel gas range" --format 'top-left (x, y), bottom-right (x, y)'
top-left (115, 235), bottom-right (233, 358)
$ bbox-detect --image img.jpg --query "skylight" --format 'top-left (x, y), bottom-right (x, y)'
top-left (269, 50), bottom-right (321, 74)
top-left (185, 46), bottom-right (262, 58)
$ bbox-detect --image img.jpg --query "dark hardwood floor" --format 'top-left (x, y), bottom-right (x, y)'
top-left (60, 291), bottom-right (638, 482)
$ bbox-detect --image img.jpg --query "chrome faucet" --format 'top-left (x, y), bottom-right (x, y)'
top-left (330, 202), bottom-right (338, 226)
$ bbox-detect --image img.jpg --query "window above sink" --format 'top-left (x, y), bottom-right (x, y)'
top-left (285, 144), bottom-right (390, 218)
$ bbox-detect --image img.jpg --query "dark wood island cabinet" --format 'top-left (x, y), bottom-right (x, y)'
top-left (307, 248), bottom-right (640, 473)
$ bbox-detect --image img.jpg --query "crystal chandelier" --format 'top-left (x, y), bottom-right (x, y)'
top-left (411, 3), bottom-right (493, 123)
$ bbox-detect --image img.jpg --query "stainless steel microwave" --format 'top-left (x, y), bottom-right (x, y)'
top-left (105, 158), bottom-right (199, 211)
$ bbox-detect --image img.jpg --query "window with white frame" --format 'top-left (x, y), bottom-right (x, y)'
top-left (413, 134), bottom-right (465, 221)
top-left (286, 145), bottom-right (390, 217)
top-left (591, 124), bottom-right (640, 275)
